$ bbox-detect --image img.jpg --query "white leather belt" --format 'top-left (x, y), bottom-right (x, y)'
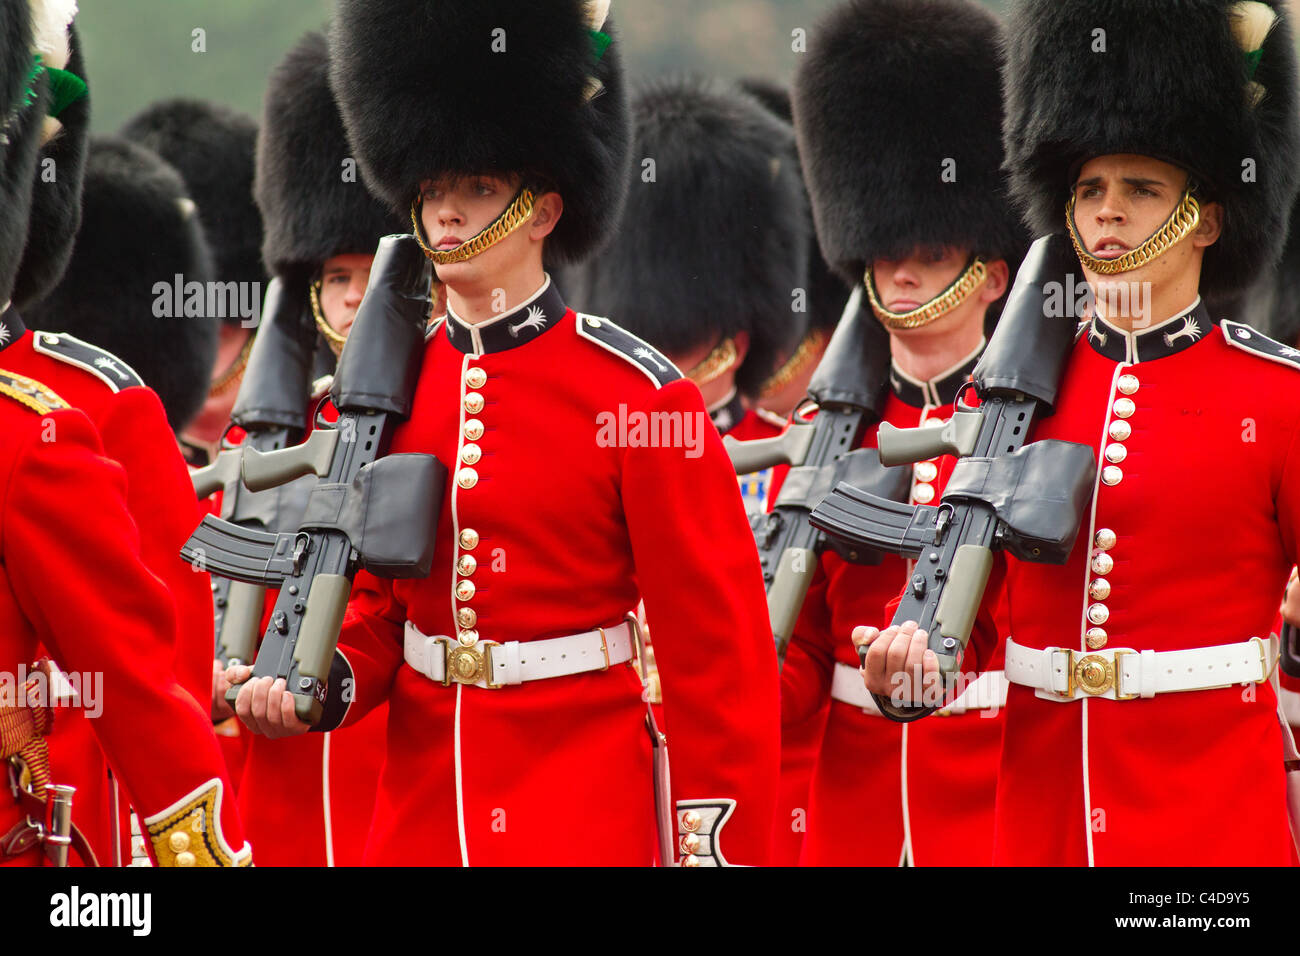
top-left (1004, 636), bottom-right (1276, 702)
top-left (831, 663), bottom-right (1008, 716)
top-left (403, 619), bottom-right (634, 689)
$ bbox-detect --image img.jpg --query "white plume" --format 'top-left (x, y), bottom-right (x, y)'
top-left (585, 0), bottom-right (611, 31)
top-left (30, 0), bottom-right (78, 70)
top-left (1230, 1), bottom-right (1277, 54)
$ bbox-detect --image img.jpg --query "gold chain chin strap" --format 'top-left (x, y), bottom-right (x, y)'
top-left (208, 333), bottom-right (254, 399)
top-left (410, 188), bottom-right (537, 265)
top-left (686, 337), bottom-right (739, 386)
top-left (760, 327), bottom-right (829, 397)
top-left (864, 258), bottom-right (988, 330)
top-left (309, 280), bottom-right (348, 357)
top-left (1067, 188), bottom-right (1201, 275)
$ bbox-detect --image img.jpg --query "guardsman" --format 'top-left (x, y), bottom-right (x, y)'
top-left (859, 0), bottom-right (1300, 865)
top-left (122, 98), bottom-right (266, 467)
top-left (217, 29), bottom-right (408, 867)
top-left (0, 0), bottom-right (249, 867)
top-left (576, 75), bottom-right (809, 459)
top-left (232, 0), bottom-right (779, 866)
top-left (780, 0), bottom-right (1024, 866)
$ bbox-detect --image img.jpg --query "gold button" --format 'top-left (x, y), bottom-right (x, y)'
top-left (1101, 465), bottom-right (1123, 486)
top-left (914, 461), bottom-right (938, 483)
top-left (176, 851), bottom-right (196, 867)
top-left (680, 833), bottom-right (702, 855)
top-left (681, 810), bottom-right (702, 832)
top-left (464, 392), bottom-right (484, 414)
top-left (1085, 627), bottom-right (1108, 650)
top-left (1117, 374), bottom-right (1139, 395)
top-left (457, 628), bottom-right (479, 647)
top-left (913, 483), bottom-right (935, 504)
top-left (1108, 420), bottom-right (1132, 441)
top-left (585, 317), bottom-right (602, 328)
top-left (1087, 603), bottom-right (1109, 625)
top-left (459, 528), bottom-right (480, 550)
top-left (457, 467), bottom-right (479, 489)
top-left (464, 419), bottom-right (484, 441)
top-left (1088, 577), bottom-right (1111, 600)
top-left (1105, 443), bottom-right (1127, 464)
top-left (1091, 552), bottom-right (1114, 575)
top-left (465, 367), bottom-right (487, 389)
top-left (457, 554), bottom-right (477, 576)
top-left (460, 443), bottom-right (482, 465)
top-left (456, 580), bottom-right (476, 601)
top-left (1094, 528), bottom-right (1117, 550)
top-left (457, 607), bottom-right (477, 628)
top-left (1113, 397), bottom-right (1135, 419)
top-left (681, 854), bottom-right (701, 867)
top-left (168, 832), bottom-right (190, 853)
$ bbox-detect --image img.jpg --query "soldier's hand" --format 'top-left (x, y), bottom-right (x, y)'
top-left (211, 659), bottom-right (235, 722)
top-left (227, 666), bottom-right (310, 738)
top-left (852, 620), bottom-right (940, 705)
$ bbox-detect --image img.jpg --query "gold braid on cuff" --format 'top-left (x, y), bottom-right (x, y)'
top-left (1067, 188), bottom-right (1201, 275)
top-left (411, 188), bottom-right (537, 265)
top-left (686, 337), bottom-right (739, 386)
top-left (864, 258), bottom-right (988, 330)
top-left (146, 779), bottom-right (251, 867)
top-left (309, 279), bottom-right (348, 357)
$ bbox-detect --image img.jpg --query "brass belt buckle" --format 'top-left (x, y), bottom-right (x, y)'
top-left (1073, 653), bottom-right (1115, 697)
top-left (1111, 649), bottom-right (1137, 699)
top-left (442, 638), bottom-right (502, 689)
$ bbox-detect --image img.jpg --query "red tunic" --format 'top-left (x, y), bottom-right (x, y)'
top-left (960, 302), bottom-right (1300, 865)
top-left (323, 279), bottom-right (779, 865)
top-left (0, 383), bottom-right (245, 866)
top-left (0, 311), bottom-right (213, 864)
top-left (780, 345), bottom-right (1006, 865)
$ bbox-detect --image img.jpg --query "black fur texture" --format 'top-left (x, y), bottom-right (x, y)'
top-left (793, 0), bottom-right (1025, 284)
top-left (121, 98), bottom-right (265, 306)
top-left (1003, 0), bottom-right (1300, 296)
top-left (25, 137), bottom-right (217, 432)
top-left (256, 31), bottom-right (405, 283)
top-left (578, 76), bottom-right (810, 398)
top-left (328, 0), bottom-right (631, 265)
top-left (0, 0), bottom-right (40, 307)
top-left (12, 24), bottom-right (87, 310)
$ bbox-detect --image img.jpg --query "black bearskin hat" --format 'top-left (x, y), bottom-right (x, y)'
top-left (578, 76), bottom-right (809, 398)
top-left (13, 23), bottom-right (87, 311)
top-left (25, 137), bottom-right (217, 432)
top-left (0, 0), bottom-right (40, 307)
top-left (793, 0), bottom-right (1027, 285)
top-left (256, 31), bottom-right (404, 284)
top-left (328, 0), bottom-right (631, 265)
top-left (1003, 0), bottom-right (1300, 297)
top-left (740, 76), bottom-right (850, 335)
top-left (121, 98), bottom-right (265, 318)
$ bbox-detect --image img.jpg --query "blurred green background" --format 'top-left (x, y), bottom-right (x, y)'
top-left (80, 0), bottom-right (1009, 130)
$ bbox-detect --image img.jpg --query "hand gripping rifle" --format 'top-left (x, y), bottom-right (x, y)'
top-left (722, 288), bottom-right (910, 664)
top-left (182, 235), bottom-right (446, 723)
top-left (190, 276), bottom-right (317, 668)
top-left (808, 235), bottom-right (1098, 718)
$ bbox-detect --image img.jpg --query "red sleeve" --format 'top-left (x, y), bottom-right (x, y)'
top-left (780, 562), bottom-right (834, 724)
top-left (621, 379), bottom-right (779, 866)
top-left (326, 569), bottom-right (406, 730)
top-left (3, 409), bottom-right (246, 862)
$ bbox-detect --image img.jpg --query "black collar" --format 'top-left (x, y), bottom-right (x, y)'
top-left (443, 278), bottom-right (567, 355)
top-left (0, 307), bottom-right (26, 354)
top-left (708, 389), bottom-right (747, 436)
top-left (1085, 298), bottom-right (1211, 365)
top-left (888, 340), bottom-right (983, 409)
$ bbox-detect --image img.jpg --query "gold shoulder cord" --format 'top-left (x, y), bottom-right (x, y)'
top-left (864, 258), bottom-right (988, 330)
top-left (1067, 188), bottom-right (1201, 274)
top-left (0, 369), bottom-right (68, 414)
top-left (309, 280), bottom-right (348, 356)
top-left (686, 337), bottom-right (739, 386)
top-left (411, 188), bottom-right (537, 265)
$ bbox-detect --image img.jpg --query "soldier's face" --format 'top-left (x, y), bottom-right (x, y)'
top-left (419, 174), bottom-right (531, 284)
top-left (871, 244), bottom-right (996, 338)
top-left (318, 253), bottom-right (375, 338)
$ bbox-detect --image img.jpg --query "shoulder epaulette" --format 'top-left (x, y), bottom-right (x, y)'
top-left (574, 314), bottom-right (682, 389)
top-left (1221, 320), bottom-right (1300, 371)
top-left (32, 331), bottom-right (144, 392)
top-left (0, 368), bottom-right (69, 414)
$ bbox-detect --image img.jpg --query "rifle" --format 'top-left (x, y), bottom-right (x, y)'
top-left (722, 287), bottom-right (909, 664)
top-left (182, 235), bottom-right (445, 723)
top-left (809, 235), bottom-right (1097, 718)
top-left (190, 276), bottom-right (317, 667)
